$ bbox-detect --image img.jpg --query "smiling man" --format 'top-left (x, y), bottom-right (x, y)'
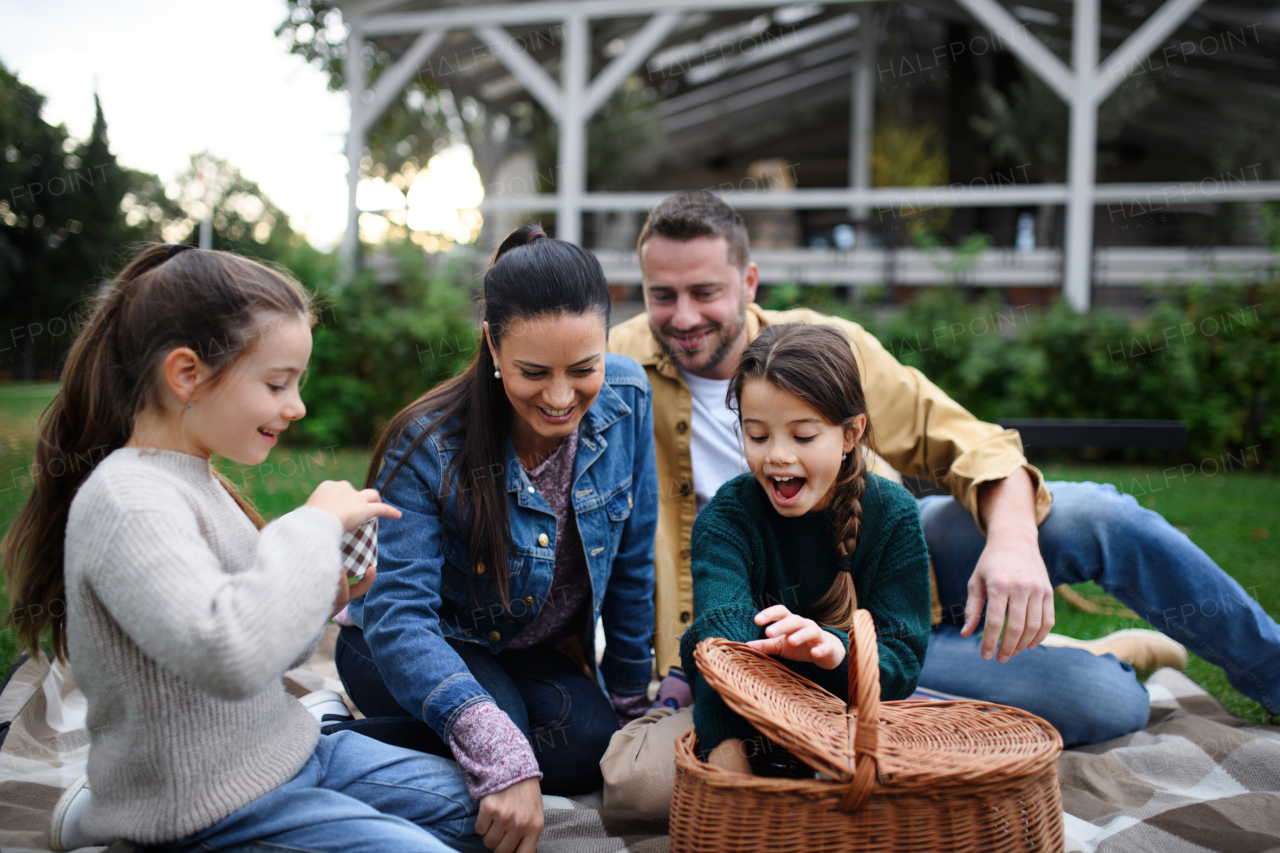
top-left (609, 191), bottom-right (1280, 745)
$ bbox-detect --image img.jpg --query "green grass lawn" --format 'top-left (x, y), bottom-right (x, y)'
top-left (1, 383), bottom-right (1277, 724)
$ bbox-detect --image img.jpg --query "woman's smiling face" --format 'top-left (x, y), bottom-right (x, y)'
top-left (486, 311), bottom-right (608, 462)
top-left (738, 378), bottom-right (861, 517)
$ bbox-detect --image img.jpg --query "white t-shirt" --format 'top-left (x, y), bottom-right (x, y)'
top-left (677, 366), bottom-right (751, 514)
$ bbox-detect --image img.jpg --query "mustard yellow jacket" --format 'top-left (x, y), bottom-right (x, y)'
top-left (609, 303), bottom-right (1052, 675)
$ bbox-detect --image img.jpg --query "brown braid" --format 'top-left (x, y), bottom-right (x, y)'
top-left (728, 323), bottom-right (873, 633)
top-left (808, 443), bottom-right (869, 631)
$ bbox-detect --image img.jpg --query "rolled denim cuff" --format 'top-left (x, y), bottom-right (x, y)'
top-left (600, 648), bottom-right (652, 695)
top-left (424, 671), bottom-right (493, 743)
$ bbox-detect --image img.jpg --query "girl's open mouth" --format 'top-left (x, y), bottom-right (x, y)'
top-left (257, 428), bottom-right (278, 444)
top-left (769, 475), bottom-right (806, 506)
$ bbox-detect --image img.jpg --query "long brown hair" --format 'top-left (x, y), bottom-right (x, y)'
top-left (728, 323), bottom-right (873, 632)
top-left (366, 224), bottom-right (611, 610)
top-left (2, 244), bottom-right (315, 661)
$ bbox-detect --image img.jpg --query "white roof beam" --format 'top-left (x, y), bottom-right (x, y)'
top-left (584, 12), bottom-right (685, 117)
top-left (357, 29), bottom-right (445, 133)
top-left (664, 59), bottom-right (854, 132)
top-left (356, 0), bottom-right (875, 36)
top-left (473, 25), bottom-right (564, 119)
top-left (659, 37), bottom-right (856, 117)
top-left (951, 0), bottom-right (1073, 101)
top-left (685, 11), bottom-right (860, 85)
top-left (1094, 0), bottom-right (1206, 103)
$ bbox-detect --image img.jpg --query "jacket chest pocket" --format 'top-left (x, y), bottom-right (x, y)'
top-left (607, 490), bottom-right (633, 523)
top-left (438, 530), bottom-right (512, 609)
top-left (597, 488), bottom-right (633, 561)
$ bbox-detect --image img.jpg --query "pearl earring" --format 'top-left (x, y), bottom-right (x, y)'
top-left (841, 452), bottom-right (848, 461)
top-left (493, 368), bottom-right (501, 379)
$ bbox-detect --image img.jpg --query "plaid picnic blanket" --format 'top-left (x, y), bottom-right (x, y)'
top-left (1, 628), bottom-right (1276, 852)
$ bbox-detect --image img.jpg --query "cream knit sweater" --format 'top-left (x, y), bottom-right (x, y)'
top-left (64, 448), bottom-right (344, 844)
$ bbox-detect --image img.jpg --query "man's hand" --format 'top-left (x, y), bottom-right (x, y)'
top-left (476, 777), bottom-right (543, 853)
top-left (965, 468), bottom-right (1055, 663)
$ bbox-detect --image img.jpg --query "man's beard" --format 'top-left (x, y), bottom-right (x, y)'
top-left (650, 308), bottom-right (747, 375)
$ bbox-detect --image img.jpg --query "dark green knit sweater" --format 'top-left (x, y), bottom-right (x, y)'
top-left (679, 472), bottom-right (931, 753)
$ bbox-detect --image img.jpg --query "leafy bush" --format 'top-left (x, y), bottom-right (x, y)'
top-left (764, 282), bottom-right (1280, 464)
top-left (287, 245), bottom-right (480, 450)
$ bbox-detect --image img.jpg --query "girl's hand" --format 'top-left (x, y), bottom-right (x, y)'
top-left (330, 566), bottom-right (376, 620)
top-left (305, 480), bottom-right (402, 532)
top-left (746, 605), bottom-right (847, 670)
top-left (476, 777), bottom-right (543, 853)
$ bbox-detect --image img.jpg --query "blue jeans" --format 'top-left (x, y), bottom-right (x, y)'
top-left (917, 480), bottom-right (1280, 745)
top-left (148, 730), bottom-right (480, 853)
top-left (334, 626), bottom-right (617, 794)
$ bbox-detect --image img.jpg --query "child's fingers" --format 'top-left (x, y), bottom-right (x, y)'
top-left (368, 501), bottom-right (402, 520)
top-left (785, 624), bottom-right (825, 648)
top-left (354, 488), bottom-right (402, 520)
top-left (763, 614), bottom-right (810, 638)
top-left (753, 604), bottom-right (792, 625)
top-left (346, 566), bottom-right (377, 599)
top-left (746, 636), bottom-right (786, 656)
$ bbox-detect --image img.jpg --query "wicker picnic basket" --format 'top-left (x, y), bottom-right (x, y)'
top-left (669, 610), bottom-right (1064, 853)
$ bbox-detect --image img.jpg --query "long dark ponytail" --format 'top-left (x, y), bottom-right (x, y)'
top-left (728, 323), bottom-right (873, 632)
top-left (2, 244), bottom-right (315, 661)
top-left (367, 224), bottom-right (611, 610)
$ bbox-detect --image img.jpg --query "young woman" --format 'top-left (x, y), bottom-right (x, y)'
top-left (2, 244), bottom-right (478, 853)
top-left (334, 225), bottom-right (657, 852)
top-left (679, 322), bottom-right (932, 772)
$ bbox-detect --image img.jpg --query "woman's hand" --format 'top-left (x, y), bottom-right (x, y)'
top-left (476, 777), bottom-right (543, 853)
top-left (305, 480), bottom-right (402, 532)
top-left (745, 604), bottom-right (847, 670)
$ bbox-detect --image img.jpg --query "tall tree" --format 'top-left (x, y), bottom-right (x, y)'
top-left (0, 65), bottom-right (153, 378)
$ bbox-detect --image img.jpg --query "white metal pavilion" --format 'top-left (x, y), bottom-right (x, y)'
top-left (333, 0), bottom-right (1280, 310)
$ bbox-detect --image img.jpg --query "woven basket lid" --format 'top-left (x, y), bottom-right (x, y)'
top-left (694, 610), bottom-right (1062, 812)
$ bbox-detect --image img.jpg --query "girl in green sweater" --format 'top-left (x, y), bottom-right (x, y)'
top-left (679, 323), bottom-right (932, 773)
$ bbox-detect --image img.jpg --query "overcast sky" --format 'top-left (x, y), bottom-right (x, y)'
top-left (0, 0), bottom-right (353, 248)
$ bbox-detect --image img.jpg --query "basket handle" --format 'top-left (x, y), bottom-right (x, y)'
top-left (838, 609), bottom-right (879, 812)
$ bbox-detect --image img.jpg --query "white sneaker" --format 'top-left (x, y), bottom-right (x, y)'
top-left (1040, 629), bottom-right (1188, 671)
top-left (299, 690), bottom-right (354, 726)
top-left (48, 773), bottom-right (93, 852)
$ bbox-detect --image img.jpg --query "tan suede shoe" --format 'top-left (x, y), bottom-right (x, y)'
top-left (1040, 629), bottom-right (1188, 671)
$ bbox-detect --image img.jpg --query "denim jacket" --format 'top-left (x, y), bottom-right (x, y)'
top-left (346, 354), bottom-right (658, 742)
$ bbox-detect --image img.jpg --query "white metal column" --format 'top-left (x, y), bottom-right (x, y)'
top-left (849, 10), bottom-right (874, 223)
top-left (1063, 0), bottom-right (1099, 312)
top-left (558, 14), bottom-right (589, 245)
top-left (341, 28), bottom-right (367, 273)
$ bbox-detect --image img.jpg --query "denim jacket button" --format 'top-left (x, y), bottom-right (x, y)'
top-left (523, 596), bottom-right (535, 607)
top-left (475, 562), bottom-right (486, 575)
top-left (488, 630), bottom-right (501, 643)
top-left (538, 533), bottom-right (549, 547)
